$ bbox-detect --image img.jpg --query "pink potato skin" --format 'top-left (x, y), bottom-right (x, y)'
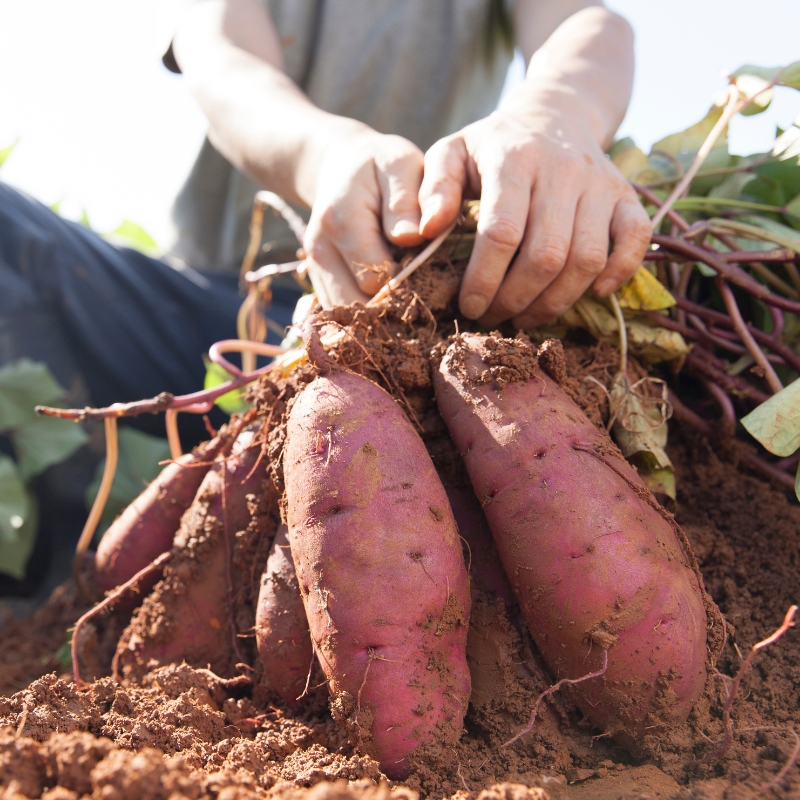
top-left (255, 524), bottom-right (314, 704)
top-left (284, 370), bottom-right (471, 779)
top-left (434, 334), bottom-right (713, 749)
top-left (118, 431), bottom-right (266, 677)
top-left (95, 435), bottom-right (227, 594)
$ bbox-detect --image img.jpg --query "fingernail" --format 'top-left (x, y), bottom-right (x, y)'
top-left (390, 219), bottom-right (419, 239)
top-left (419, 196), bottom-right (443, 231)
top-left (594, 279), bottom-right (615, 297)
top-left (461, 293), bottom-right (486, 319)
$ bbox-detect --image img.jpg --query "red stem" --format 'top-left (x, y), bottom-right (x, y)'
top-left (673, 297), bottom-right (800, 374)
top-left (716, 278), bottom-right (783, 393)
top-left (633, 184), bottom-right (691, 232)
top-left (652, 234), bottom-right (800, 315)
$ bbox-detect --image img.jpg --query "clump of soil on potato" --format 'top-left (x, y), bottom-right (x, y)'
top-left (1, 257), bottom-right (798, 799)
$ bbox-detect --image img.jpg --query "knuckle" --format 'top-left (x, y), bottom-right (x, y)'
top-left (482, 217), bottom-right (524, 251)
top-left (316, 204), bottom-right (343, 236)
top-left (530, 241), bottom-right (568, 278)
top-left (572, 247), bottom-right (608, 277)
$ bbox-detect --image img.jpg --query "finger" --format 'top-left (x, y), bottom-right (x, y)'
top-left (304, 230), bottom-right (372, 309)
top-left (592, 195), bottom-right (652, 297)
top-left (479, 174), bottom-right (579, 327)
top-left (511, 188), bottom-right (614, 329)
top-left (375, 141), bottom-right (425, 247)
top-left (418, 135), bottom-right (470, 238)
top-left (459, 157), bottom-right (531, 319)
top-left (312, 196), bottom-right (394, 297)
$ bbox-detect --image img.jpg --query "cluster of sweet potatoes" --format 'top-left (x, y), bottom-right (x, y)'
top-left (89, 318), bottom-right (723, 779)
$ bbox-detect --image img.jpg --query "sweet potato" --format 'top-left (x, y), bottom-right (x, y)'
top-left (434, 333), bottom-right (720, 751)
top-left (255, 524), bottom-right (314, 704)
top-left (445, 484), bottom-right (512, 604)
top-left (95, 434), bottom-right (228, 594)
top-left (284, 366), bottom-right (471, 778)
top-left (117, 430), bottom-right (267, 679)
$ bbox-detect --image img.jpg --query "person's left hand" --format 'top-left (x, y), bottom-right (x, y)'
top-left (417, 105), bottom-right (651, 329)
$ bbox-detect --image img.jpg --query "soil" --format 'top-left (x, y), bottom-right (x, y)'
top-left (0, 252), bottom-right (798, 800)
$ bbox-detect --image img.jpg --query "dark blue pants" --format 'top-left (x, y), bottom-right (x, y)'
top-left (0, 181), bottom-right (301, 444)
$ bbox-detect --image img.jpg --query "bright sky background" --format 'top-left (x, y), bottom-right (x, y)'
top-left (1, 0), bottom-right (800, 251)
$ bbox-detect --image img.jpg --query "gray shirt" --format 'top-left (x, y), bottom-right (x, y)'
top-left (166, 0), bottom-right (514, 273)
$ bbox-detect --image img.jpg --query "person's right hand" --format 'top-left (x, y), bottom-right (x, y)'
top-left (303, 127), bottom-right (426, 308)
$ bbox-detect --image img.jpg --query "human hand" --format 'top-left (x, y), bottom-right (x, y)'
top-left (303, 125), bottom-right (426, 309)
top-left (417, 105), bottom-right (651, 329)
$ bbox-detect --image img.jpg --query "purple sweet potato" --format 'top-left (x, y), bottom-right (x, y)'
top-left (255, 524), bottom-right (314, 704)
top-left (445, 484), bottom-right (513, 604)
top-left (284, 368), bottom-right (471, 778)
top-left (95, 434), bottom-right (228, 594)
top-left (117, 430), bottom-right (267, 678)
top-left (434, 333), bottom-right (720, 751)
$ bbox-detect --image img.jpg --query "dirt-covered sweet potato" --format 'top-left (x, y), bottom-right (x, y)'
top-left (434, 333), bottom-right (722, 751)
top-left (255, 524), bottom-right (313, 704)
top-left (284, 366), bottom-right (471, 778)
top-left (116, 430), bottom-right (268, 679)
top-left (95, 434), bottom-right (228, 594)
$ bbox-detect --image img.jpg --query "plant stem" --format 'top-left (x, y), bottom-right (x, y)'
top-left (652, 235), bottom-right (800, 315)
top-left (73, 417), bottom-right (118, 600)
top-left (716, 278), bottom-right (783, 393)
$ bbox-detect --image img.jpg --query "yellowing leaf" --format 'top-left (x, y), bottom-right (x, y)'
top-left (741, 377), bottom-right (800, 456)
top-left (559, 297), bottom-right (689, 363)
top-left (616, 267), bottom-right (676, 311)
top-left (0, 140), bottom-right (17, 169)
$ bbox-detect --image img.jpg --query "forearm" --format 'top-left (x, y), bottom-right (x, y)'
top-left (503, 7), bottom-right (634, 149)
top-left (172, 0), bottom-right (367, 207)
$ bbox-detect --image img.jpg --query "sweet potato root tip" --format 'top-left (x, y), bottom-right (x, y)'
top-left (255, 524), bottom-right (314, 704)
top-left (94, 433), bottom-right (229, 594)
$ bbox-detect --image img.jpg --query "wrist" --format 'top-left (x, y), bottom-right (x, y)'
top-left (498, 83), bottom-right (606, 150)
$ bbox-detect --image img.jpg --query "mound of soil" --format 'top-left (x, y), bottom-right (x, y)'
top-left (0, 255), bottom-right (797, 799)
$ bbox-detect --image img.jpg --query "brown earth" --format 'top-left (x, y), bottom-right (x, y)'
top-left (0, 251), bottom-right (798, 799)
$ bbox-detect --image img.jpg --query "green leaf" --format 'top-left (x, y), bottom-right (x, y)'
top-left (784, 192), bottom-right (800, 227)
top-left (741, 377), bottom-right (800, 456)
top-left (0, 359), bottom-right (65, 430)
top-left (653, 104), bottom-right (727, 156)
top-left (0, 140), bottom-right (17, 169)
top-left (85, 427), bottom-right (171, 537)
top-left (0, 458), bottom-right (38, 580)
top-left (12, 414), bottom-right (88, 481)
top-left (204, 359), bottom-right (249, 415)
top-left (708, 172), bottom-right (758, 199)
top-left (0, 455), bottom-right (29, 544)
top-left (104, 220), bottom-right (158, 254)
top-left (52, 630), bottom-right (73, 672)
top-left (778, 60), bottom-right (800, 90)
top-left (0, 359), bottom-right (88, 479)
